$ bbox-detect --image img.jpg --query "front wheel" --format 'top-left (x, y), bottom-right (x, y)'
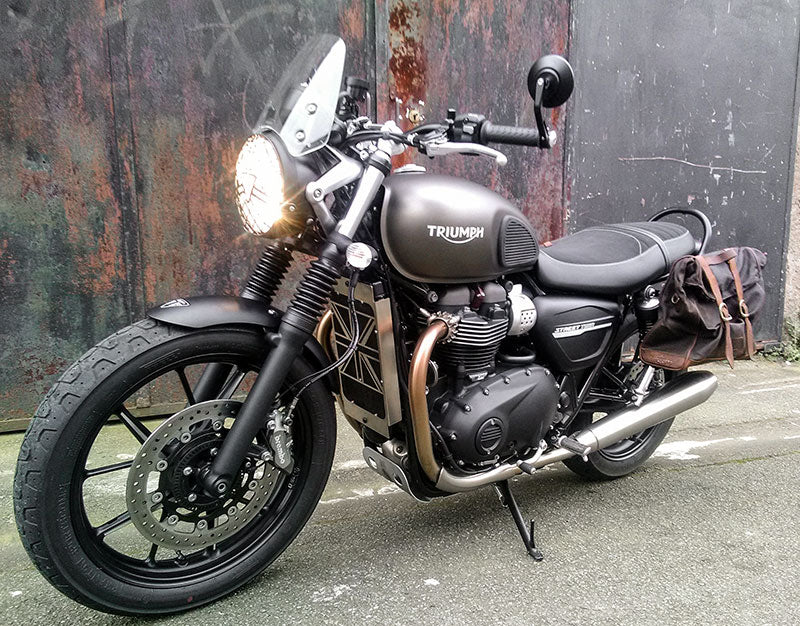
top-left (14, 319), bottom-right (336, 615)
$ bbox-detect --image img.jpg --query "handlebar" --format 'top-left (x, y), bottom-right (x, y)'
top-left (479, 122), bottom-right (542, 147)
top-left (445, 112), bottom-right (554, 149)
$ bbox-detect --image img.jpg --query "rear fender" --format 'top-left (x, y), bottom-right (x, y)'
top-left (147, 295), bottom-right (333, 388)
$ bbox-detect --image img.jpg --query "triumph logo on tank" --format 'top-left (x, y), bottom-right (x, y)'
top-left (426, 224), bottom-right (485, 244)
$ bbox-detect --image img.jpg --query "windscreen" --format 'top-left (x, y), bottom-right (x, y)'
top-left (255, 35), bottom-right (346, 156)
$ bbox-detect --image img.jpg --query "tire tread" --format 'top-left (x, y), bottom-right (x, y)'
top-left (13, 319), bottom-right (186, 612)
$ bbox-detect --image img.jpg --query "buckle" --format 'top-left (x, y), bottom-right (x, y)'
top-left (719, 302), bottom-right (733, 322)
top-left (739, 299), bottom-right (750, 318)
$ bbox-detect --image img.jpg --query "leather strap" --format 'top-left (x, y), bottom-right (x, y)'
top-left (726, 255), bottom-right (756, 358)
top-left (702, 248), bottom-right (737, 264)
top-left (696, 255), bottom-right (734, 367)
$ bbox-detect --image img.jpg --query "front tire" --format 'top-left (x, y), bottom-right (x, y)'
top-left (14, 319), bottom-right (336, 615)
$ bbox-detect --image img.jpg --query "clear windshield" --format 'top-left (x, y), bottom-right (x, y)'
top-left (255, 35), bottom-right (346, 157)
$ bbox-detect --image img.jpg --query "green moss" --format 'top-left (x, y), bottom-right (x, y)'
top-left (768, 316), bottom-right (800, 362)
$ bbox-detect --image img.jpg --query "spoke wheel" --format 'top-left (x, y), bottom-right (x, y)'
top-left (14, 320), bottom-right (336, 614)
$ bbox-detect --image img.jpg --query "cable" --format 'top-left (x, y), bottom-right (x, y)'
top-left (339, 131), bottom-right (415, 149)
top-left (280, 270), bottom-right (361, 416)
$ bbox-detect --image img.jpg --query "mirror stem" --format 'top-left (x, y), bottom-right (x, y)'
top-left (533, 78), bottom-right (552, 148)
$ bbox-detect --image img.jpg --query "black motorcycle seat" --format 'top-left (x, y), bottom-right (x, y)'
top-left (534, 221), bottom-right (696, 295)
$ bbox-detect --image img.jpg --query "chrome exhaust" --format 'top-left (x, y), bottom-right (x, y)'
top-left (408, 324), bottom-right (718, 493)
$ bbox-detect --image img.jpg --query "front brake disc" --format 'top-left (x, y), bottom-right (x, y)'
top-left (126, 400), bottom-right (278, 551)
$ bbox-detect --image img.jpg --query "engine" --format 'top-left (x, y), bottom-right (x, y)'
top-left (422, 282), bottom-right (560, 469)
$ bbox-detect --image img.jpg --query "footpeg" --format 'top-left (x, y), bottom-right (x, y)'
top-left (558, 435), bottom-right (591, 461)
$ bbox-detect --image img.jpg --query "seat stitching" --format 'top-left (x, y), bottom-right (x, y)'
top-left (581, 227), bottom-right (644, 254)
top-left (609, 224), bottom-right (670, 267)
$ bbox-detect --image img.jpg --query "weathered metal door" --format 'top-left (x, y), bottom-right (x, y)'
top-left (1, 0), bottom-right (572, 429)
top-left (567, 0), bottom-right (800, 340)
top-left (375, 0), bottom-right (571, 239)
top-left (0, 0), bottom-right (371, 428)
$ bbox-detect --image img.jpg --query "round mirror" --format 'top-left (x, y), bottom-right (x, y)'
top-left (527, 54), bottom-right (574, 108)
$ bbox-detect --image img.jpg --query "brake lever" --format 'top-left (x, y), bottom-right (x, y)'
top-left (423, 140), bottom-right (508, 166)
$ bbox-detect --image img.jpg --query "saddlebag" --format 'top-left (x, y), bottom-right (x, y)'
top-left (639, 247), bottom-right (767, 370)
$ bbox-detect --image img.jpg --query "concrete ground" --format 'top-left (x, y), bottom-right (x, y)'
top-left (1, 360), bottom-right (799, 625)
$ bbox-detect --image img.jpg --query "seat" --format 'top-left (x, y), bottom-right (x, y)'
top-left (534, 221), bottom-right (696, 295)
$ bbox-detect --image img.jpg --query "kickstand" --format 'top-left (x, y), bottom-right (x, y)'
top-left (493, 480), bottom-right (544, 561)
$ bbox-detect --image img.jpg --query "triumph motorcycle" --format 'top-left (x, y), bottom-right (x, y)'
top-left (14, 34), bottom-right (719, 614)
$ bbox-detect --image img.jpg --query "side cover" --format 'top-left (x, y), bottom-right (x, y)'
top-left (533, 295), bottom-right (621, 373)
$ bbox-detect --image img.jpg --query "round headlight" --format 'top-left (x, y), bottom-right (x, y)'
top-left (235, 134), bottom-right (285, 236)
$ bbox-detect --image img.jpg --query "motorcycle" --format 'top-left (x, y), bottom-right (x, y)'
top-left (14, 34), bottom-right (719, 614)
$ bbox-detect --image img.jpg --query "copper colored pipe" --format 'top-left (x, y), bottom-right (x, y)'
top-left (408, 321), bottom-right (449, 483)
top-left (313, 309), bottom-right (334, 359)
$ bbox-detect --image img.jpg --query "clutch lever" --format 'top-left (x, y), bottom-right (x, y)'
top-left (423, 140), bottom-right (508, 166)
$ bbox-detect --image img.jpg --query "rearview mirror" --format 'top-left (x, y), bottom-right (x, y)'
top-left (527, 54), bottom-right (574, 108)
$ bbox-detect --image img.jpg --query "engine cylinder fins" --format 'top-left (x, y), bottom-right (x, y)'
top-left (435, 310), bottom-right (509, 373)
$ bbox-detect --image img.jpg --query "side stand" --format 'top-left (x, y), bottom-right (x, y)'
top-left (493, 480), bottom-right (544, 561)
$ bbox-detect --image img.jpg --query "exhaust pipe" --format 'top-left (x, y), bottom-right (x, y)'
top-left (409, 323), bottom-right (718, 493)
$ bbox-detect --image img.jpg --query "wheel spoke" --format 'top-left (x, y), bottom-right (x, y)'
top-left (117, 406), bottom-right (151, 444)
top-left (83, 460), bottom-right (132, 480)
top-left (176, 367), bottom-right (196, 406)
top-left (95, 511), bottom-right (132, 539)
top-left (146, 542), bottom-right (159, 566)
top-left (219, 367), bottom-right (247, 399)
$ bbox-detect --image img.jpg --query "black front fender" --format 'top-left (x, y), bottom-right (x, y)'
top-left (147, 296), bottom-right (282, 329)
top-left (147, 295), bottom-right (333, 386)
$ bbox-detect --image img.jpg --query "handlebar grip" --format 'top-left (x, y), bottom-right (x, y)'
top-left (479, 122), bottom-right (541, 147)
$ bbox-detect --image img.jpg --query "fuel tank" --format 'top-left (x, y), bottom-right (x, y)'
top-left (380, 173), bottom-right (538, 283)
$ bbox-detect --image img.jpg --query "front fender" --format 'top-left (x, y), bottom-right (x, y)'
top-left (147, 295), bottom-right (333, 386)
top-left (148, 296), bottom-right (282, 329)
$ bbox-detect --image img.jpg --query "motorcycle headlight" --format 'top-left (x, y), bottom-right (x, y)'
top-left (235, 134), bottom-right (286, 236)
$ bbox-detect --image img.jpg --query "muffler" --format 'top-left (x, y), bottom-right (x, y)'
top-left (409, 322), bottom-right (718, 493)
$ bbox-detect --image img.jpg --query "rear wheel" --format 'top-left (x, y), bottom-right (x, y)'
top-left (563, 329), bottom-right (675, 480)
top-left (14, 319), bottom-right (336, 615)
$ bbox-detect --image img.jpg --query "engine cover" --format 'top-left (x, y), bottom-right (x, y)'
top-left (431, 365), bottom-right (560, 466)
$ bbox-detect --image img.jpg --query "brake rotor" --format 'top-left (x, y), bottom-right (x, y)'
top-left (126, 400), bottom-right (278, 551)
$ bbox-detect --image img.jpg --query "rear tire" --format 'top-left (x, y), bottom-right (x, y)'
top-left (14, 319), bottom-right (336, 615)
top-left (562, 417), bottom-right (673, 480)
top-left (563, 326), bottom-right (676, 481)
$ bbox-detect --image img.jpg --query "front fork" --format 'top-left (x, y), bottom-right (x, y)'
top-left (198, 244), bottom-right (346, 495)
top-left (199, 151), bottom-right (390, 496)
top-left (193, 243), bottom-right (294, 403)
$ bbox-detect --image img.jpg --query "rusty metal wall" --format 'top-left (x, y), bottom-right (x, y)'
top-left (375, 0), bottom-right (570, 239)
top-left (0, 0), bottom-right (370, 429)
top-left (0, 0), bottom-right (571, 430)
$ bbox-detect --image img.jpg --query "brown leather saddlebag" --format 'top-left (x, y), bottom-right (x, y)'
top-left (640, 247), bottom-right (767, 370)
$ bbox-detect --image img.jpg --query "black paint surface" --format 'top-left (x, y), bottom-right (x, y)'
top-left (567, 0), bottom-right (800, 340)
